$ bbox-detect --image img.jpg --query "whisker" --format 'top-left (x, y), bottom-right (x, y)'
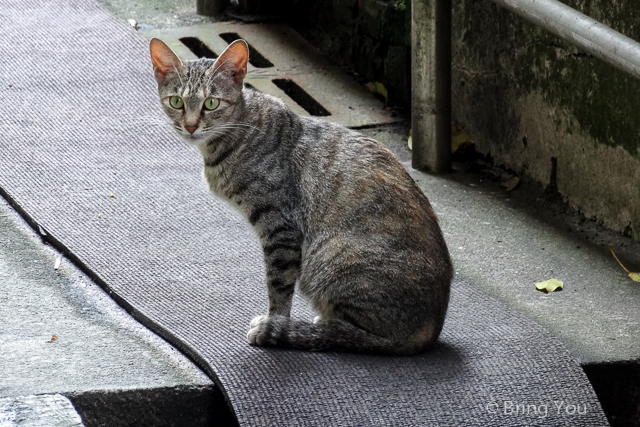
top-left (232, 122), bottom-right (261, 131)
top-left (217, 122), bottom-right (263, 133)
top-left (205, 127), bottom-right (233, 145)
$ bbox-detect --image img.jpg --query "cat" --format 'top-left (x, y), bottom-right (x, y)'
top-left (149, 38), bottom-right (453, 355)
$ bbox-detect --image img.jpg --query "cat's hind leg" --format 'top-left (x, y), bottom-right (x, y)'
top-left (246, 315), bottom-right (435, 356)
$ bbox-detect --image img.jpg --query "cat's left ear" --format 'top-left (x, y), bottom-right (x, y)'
top-left (149, 38), bottom-right (185, 84)
top-left (211, 40), bottom-right (249, 85)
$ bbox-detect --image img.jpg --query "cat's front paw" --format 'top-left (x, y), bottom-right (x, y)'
top-left (247, 315), bottom-right (268, 345)
top-left (250, 314), bottom-right (268, 329)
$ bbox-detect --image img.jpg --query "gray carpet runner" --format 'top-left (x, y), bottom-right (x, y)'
top-left (0, 1), bottom-right (608, 425)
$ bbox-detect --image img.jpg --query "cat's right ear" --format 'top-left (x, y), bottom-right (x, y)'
top-left (149, 38), bottom-right (184, 85)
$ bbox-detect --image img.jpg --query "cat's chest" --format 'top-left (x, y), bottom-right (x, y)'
top-left (202, 164), bottom-right (252, 211)
top-left (202, 164), bottom-right (230, 197)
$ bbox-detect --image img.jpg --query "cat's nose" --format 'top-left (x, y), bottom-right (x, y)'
top-left (185, 125), bottom-right (198, 134)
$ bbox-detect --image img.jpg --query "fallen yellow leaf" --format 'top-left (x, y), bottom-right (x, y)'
top-left (535, 278), bottom-right (563, 293)
top-left (610, 247), bottom-right (640, 282)
top-left (365, 81), bottom-right (388, 102)
top-left (410, 126), bottom-right (474, 153)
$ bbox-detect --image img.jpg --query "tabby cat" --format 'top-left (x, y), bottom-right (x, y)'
top-left (149, 38), bottom-right (453, 355)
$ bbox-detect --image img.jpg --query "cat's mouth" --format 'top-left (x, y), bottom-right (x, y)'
top-left (180, 131), bottom-right (206, 146)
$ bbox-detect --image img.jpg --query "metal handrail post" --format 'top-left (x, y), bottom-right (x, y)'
top-left (490, 0), bottom-right (640, 80)
top-left (412, 0), bottom-right (452, 174)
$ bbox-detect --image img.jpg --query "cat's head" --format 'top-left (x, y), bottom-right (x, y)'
top-left (149, 38), bottom-right (248, 146)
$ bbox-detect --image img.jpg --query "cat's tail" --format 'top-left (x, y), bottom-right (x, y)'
top-left (247, 315), bottom-right (441, 356)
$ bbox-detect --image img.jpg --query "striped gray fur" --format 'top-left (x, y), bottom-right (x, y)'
top-left (149, 39), bottom-right (453, 355)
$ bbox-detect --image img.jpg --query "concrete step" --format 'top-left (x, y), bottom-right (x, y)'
top-left (0, 198), bottom-right (236, 426)
top-left (0, 395), bottom-right (83, 427)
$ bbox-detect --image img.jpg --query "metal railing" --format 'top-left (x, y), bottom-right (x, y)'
top-left (411, 0), bottom-right (640, 173)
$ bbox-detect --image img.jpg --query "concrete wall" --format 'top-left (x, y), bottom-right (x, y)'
top-left (451, 0), bottom-right (640, 241)
top-left (287, 0), bottom-right (640, 241)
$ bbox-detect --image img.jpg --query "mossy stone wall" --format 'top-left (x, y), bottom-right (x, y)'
top-left (286, 0), bottom-right (640, 239)
top-left (451, 0), bottom-right (640, 239)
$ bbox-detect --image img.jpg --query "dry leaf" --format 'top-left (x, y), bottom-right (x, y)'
top-left (365, 81), bottom-right (388, 102)
top-left (451, 126), bottom-right (473, 153)
top-left (409, 126), bottom-right (474, 153)
top-left (109, 193), bottom-right (115, 198)
top-left (535, 278), bottom-right (563, 293)
top-left (47, 335), bottom-right (59, 343)
top-left (503, 177), bottom-right (520, 192)
top-left (610, 247), bottom-right (640, 282)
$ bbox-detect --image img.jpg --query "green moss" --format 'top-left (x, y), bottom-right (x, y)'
top-left (451, 0), bottom-right (640, 157)
top-left (512, 17), bottom-right (640, 157)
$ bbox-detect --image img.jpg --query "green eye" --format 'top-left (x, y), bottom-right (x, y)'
top-left (169, 96), bottom-right (184, 109)
top-left (204, 97), bottom-right (220, 111)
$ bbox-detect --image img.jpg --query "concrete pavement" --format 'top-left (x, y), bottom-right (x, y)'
top-left (0, 196), bottom-right (234, 426)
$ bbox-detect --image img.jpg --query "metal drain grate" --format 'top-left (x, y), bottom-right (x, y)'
top-left (141, 23), bottom-right (398, 127)
top-left (179, 37), bottom-right (217, 58)
top-left (219, 32), bottom-right (274, 68)
top-left (272, 78), bottom-right (331, 117)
